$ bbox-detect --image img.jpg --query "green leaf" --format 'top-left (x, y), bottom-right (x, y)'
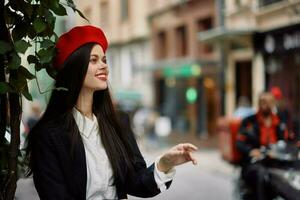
top-left (12, 19), bottom-right (29, 41)
top-left (66, 0), bottom-right (75, 7)
top-left (17, 76), bottom-right (32, 101)
top-left (35, 63), bottom-right (43, 71)
top-left (0, 41), bottom-right (12, 54)
top-left (18, 66), bottom-right (35, 80)
top-left (27, 55), bottom-right (39, 64)
top-left (8, 53), bottom-right (21, 70)
top-left (45, 10), bottom-right (55, 23)
top-left (42, 24), bottom-right (55, 38)
top-left (0, 82), bottom-right (13, 93)
top-left (27, 25), bottom-right (37, 39)
top-left (40, 39), bottom-right (54, 49)
top-left (49, 0), bottom-right (60, 6)
top-left (51, 4), bottom-right (67, 16)
top-left (37, 47), bottom-right (55, 64)
top-left (10, 75), bottom-right (27, 92)
top-left (21, 89), bottom-right (33, 101)
top-left (46, 64), bottom-right (57, 79)
top-left (15, 40), bottom-right (32, 54)
top-left (33, 18), bottom-right (46, 33)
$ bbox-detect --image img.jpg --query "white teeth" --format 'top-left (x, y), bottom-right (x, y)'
top-left (96, 74), bottom-right (106, 78)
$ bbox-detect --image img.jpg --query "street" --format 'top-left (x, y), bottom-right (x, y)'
top-left (2, 1), bottom-right (299, 200)
top-left (15, 148), bottom-right (235, 200)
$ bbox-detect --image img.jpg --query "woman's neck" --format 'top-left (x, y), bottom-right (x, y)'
top-left (75, 88), bottom-right (94, 120)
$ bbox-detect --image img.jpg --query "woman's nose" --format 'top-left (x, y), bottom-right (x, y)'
top-left (98, 63), bottom-right (109, 74)
top-left (98, 61), bottom-right (108, 69)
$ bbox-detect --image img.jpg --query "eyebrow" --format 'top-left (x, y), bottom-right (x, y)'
top-left (90, 54), bottom-right (106, 60)
top-left (90, 54), bottom-right (99, 58)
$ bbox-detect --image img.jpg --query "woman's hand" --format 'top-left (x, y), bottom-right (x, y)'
top-left (157, 143), bottom-right (198, 173)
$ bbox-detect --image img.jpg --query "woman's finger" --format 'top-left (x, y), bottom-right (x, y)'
top-left (188, 152), bottom-right (198, 165)
top-left (182, 145), bottom-right (198, 153)
top-left (181, 143), bottom-right (198, 151)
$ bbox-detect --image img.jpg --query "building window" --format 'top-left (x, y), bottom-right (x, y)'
top-left (175, 25), bottom-right (188, 57)
top-left (197, 17), bottom-right (213, 55)
top-left (157, 31), bottom-right (167, 59)
top-left (120, 0), bottom-right (129, 21)
top-left (100, 1), bottom-right (109, 29)
top-left (259, 0), bottom-right (284, 7)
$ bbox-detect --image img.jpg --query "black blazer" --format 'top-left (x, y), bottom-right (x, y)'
top-left (32, 112), bottom-right (171, 199)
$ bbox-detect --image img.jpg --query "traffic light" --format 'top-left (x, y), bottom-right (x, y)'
top-left (186, 87), bottom-right (198, 104)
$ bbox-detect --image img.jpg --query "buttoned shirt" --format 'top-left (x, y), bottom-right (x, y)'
top-left (72, 108), bottom-right (175, 200)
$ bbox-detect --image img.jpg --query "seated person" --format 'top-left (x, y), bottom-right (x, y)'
top-left (236, 92), bottom-right (288, 200)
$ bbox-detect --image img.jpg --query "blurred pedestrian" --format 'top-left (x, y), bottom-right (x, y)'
top-left (145, 109), bottom-right (159, 140)
top-left (26, 25), bottom-right (198, 200)
top-left (132, 106), bottom-right (150, 137)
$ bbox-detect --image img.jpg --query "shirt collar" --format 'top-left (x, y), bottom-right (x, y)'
top-left (72, 108), bottom-right (98, 138)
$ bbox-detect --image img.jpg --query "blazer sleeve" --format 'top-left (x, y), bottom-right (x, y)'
top-left (32, 127), bottom-right (73, 200)
top-left (119, 112), bottom-right (172, 198)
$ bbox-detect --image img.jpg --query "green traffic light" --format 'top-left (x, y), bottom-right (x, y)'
top-left (186, 87), bottom-right (198, 104)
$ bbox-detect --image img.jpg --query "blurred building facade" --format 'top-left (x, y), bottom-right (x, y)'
top-left (148, 0), bottom-right (221, 139)
top-left (73, 0), bottom-right (222, 143)
top-left (200, 0), bottom-right (300, 135)
top-left (75, 0), bottom-right (154, 111)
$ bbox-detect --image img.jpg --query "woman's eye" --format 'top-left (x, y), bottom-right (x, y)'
top-left (90, 58), bottom-right (97, 63)
top-left (102, 58), bottom-right (107, 64)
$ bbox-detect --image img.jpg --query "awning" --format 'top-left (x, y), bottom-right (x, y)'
top-left (198, 27), bottom-right (255, 43)
top-left (163, 63), bottom-right (201, 78)
top-left (138, 58), bottom-right (219, 77)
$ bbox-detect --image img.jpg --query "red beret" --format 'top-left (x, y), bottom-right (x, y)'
top-left (53, 25), bottom-right (108, 69)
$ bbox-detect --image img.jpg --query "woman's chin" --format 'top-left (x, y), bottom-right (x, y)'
top-left (95, 84), bottom-right (108, 91)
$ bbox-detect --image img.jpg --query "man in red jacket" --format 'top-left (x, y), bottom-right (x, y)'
top-left (236, 92), bottom-right (289, 200)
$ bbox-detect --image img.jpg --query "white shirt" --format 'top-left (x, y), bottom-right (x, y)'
top-left (72, 108), bottom-right (175, 200)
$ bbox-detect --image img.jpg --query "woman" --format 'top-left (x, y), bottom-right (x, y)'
top-left (26, 25), bottom-right (198, 200)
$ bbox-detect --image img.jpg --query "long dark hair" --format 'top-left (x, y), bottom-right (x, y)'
top-left (26, 43), bottom-right (134, 183)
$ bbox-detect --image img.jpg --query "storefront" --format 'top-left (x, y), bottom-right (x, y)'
top-left (154, 60), bottom-right (220, 137)
top-left (254, 23), bottom-right (300, 135)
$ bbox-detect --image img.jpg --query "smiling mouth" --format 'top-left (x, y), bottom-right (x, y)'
top-left (95, 73), bottom-right (107, 81)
